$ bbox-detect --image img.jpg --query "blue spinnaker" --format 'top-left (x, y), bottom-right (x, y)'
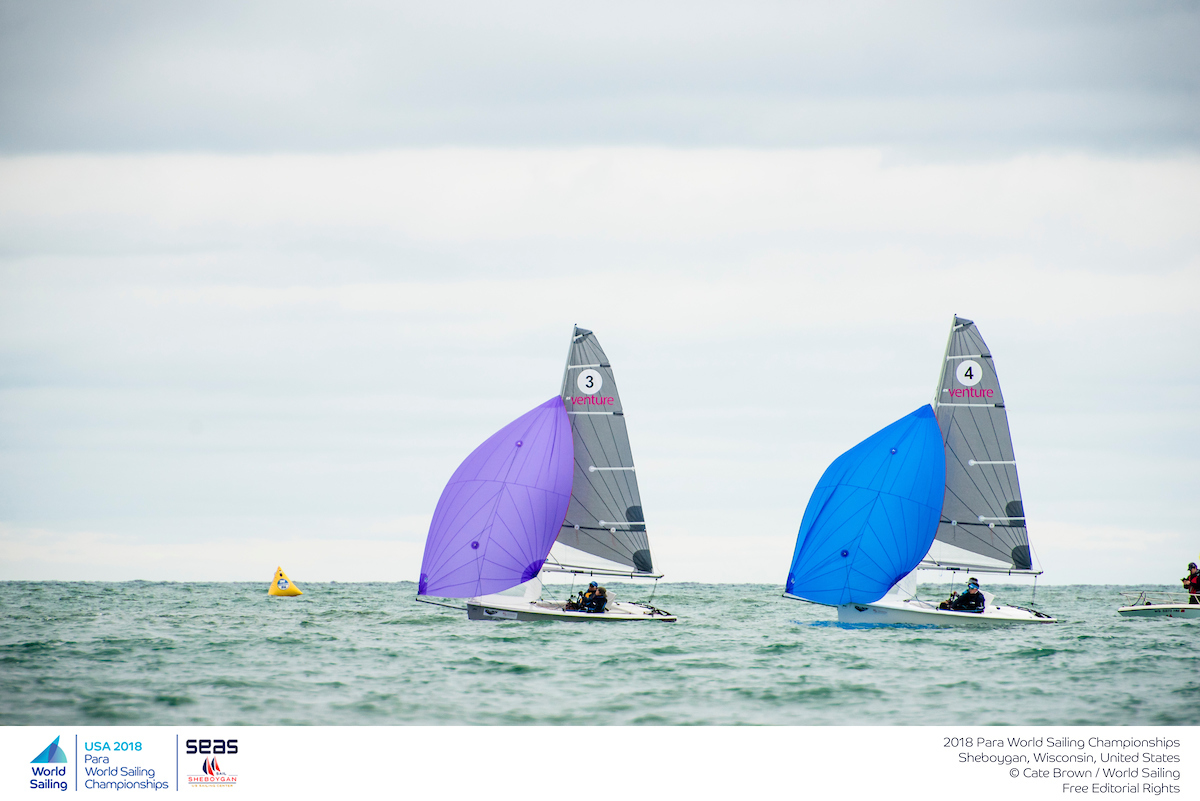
top-left (786, 405), bottom-right (946, 606)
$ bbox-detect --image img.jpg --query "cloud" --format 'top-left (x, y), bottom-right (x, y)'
top-left (2, 149), bottom-right (1197, 259)
top-left (1, 2), bottom-right (1197, 153)
top-left (0, 149), bottom-right (1196, 585)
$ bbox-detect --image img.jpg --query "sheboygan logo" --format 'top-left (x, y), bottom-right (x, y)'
top-left (30, 735), bottom-right (68, 791)
top-left (185, 739), bottom-right (238, 788)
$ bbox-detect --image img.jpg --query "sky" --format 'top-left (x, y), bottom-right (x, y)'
top-left (0, 1), bottom-right (1197, 586)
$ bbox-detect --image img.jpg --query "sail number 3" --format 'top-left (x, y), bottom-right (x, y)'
top-left (577, 369), bottom-right (603, 395)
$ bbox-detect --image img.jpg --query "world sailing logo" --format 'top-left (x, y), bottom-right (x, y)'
top-left (31, 736), bottom-right (69, 764)
top-left (30, 736), bottom-right (69, 791)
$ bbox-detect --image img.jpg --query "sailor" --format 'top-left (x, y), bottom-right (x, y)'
top-left (1183, 562), bottom-right (1200, 604)
top-left (578, 582), bottom-right (607, 613)
top-left (940, 577), bottom-right (986, 613)
top-left (566, 581), bottom-right (600, 612)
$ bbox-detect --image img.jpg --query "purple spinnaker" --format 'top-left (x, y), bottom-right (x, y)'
top-left (418, 397), bottom-right (574, 598)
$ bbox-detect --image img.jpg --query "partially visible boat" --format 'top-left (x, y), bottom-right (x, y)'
top-left (784, 316), bottom-right (1056, 626)
top-left (1117, 592), bottom-right (1200, 619)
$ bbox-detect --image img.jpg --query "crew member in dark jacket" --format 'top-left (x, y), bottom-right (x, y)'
top-left (940, 577), bottom-right (986, 613)
top-left (566, 581), bottom-right (601, 611)
top-left (1183, 562), bottom-right (1200, 604)
top-left (584, 586), bottom-right (608, 613)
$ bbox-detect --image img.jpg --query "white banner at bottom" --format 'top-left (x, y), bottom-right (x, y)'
top-left (0, 726), bottom-right (1191, 799)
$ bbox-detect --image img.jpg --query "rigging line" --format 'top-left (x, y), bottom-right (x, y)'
top-left (577, 368), bottom-right (633, 492)
top-left (976, 389), bottom-right (1018, 503)
top-left (591, 399), bottom-right (639, 511)
top-left (946, 421), bottom-right (998, 520)
top-left (952, 413), bottom-right (1012, 533)
top-left (586, 433), bottom-right (640, 537)
top-left (415, 597), bottom-right (468, 611)
top-left (610, 407), bottom-right (640, 505)
top-left (989, 411), bottom-right (1023, 519)
top-left (571, 440), bottom-right (618, 522)
top-left (938, 506), bottom-right (1011, 561)
top-left (572, 447), bottom-right (632, 545)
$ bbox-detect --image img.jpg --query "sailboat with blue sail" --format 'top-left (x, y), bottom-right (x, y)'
top-left (417, 326), bottom-right (675, 622)
top-left (784, 316), bottom-right (1056, 625)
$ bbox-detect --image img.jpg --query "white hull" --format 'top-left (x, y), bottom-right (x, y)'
top-left (1118, 604), bottom-right (1200, 619)
top-left (467, 595), bottom-right (675, 622)
top-left (835, 596), bottom-right (1056, 626)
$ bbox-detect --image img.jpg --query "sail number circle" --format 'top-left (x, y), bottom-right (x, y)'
top-left (955, 360), bottom-right (983, 387)
top-left (577, 369), bottom-right (603, 395)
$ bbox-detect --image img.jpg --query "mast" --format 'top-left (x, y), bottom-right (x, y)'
top-left (933, 313), bottom-right (957, 408)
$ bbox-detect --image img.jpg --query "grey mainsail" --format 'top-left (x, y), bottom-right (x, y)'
top-left (926, 316), bottom-right (1038, 574)
top-left (552, 326), bottom-right (655, 575)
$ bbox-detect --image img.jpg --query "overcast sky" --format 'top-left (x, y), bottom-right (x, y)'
top-left (1, 2), bottom-right (1197, 586)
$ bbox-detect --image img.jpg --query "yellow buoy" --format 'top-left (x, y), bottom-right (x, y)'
top-left (268, 566), bottom-right (302, 596)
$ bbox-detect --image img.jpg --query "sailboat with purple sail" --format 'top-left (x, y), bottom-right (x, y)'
top-left (417, 326), bottom-right (675, 622)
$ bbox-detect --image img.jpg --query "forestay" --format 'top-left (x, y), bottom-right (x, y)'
top-left (786, 405), bottom-right (946, 606)
top-left (553, 326), bottom-right (655, 575)
top-left (928, 316), bottom-right (1036, 573)
top-left (418, 397), bottom-right (574, 598)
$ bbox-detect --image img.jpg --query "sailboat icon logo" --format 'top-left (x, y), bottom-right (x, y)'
top-left (31, 736), bottom-right (69, 764)
top-left (188, 755), bottom-right (238, 786)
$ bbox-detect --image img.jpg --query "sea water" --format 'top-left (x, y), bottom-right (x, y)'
top-left (0, 581), bottom-right (1195, 726)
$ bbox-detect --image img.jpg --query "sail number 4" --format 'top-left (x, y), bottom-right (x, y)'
top-left (955, 360), bottom-right (983, 387)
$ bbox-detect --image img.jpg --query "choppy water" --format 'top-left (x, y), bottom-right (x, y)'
top-left (1, 582), bottom-right (1196, 726)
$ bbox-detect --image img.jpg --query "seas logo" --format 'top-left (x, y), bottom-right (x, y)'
top-left (185, 739), bottom-right (238, 788)
top-left (30, 736), bottom-right (69, 791)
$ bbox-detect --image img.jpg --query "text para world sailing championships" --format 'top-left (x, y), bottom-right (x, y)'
top-left (570, 396), bottom-right (614, 406)
top-left (946, 736), bottom-right (1181, 750)
top-left (950, 735), bottom-right (1183, 793)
